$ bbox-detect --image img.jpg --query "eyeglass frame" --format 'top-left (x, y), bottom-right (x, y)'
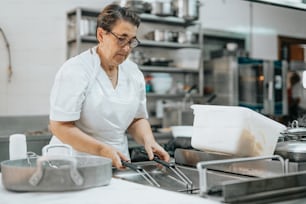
top-left (108, 31), bottom-right (140, 48)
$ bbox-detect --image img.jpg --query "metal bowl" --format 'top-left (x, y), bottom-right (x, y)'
top-left (275, 141), bottom-right (306, 162)
top-left (1, 155), bottom-right (112, 192)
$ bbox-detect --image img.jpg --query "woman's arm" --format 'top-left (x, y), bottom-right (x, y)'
top-left (49, 120), bottom-right (128, 168)
top-left (127, 118), bottom-right (170, 162)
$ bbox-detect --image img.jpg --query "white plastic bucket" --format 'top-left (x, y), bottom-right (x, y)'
top-left (191, 105), bottom-right (286, 157)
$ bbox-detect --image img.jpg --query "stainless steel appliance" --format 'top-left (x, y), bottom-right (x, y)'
top-left (114, 147), bottom-right (306, 203)
top-left (205, 56), bottom-right (288, 116)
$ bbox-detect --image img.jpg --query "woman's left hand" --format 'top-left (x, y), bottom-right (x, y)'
top-left (128, 118), bottom-right (170, 162)
top-left (144, 141), bottom-right (170, 162)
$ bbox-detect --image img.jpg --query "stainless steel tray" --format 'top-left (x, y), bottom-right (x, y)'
top-left (174, 148), bottom-right (285, 177)
top-left (1, 145), bottom-right (112, 192)
top-left (1, 155), bottom-right (112, 192)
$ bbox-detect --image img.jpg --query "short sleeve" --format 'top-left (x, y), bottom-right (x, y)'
top-left (50, 58), bottom-right (91, 121)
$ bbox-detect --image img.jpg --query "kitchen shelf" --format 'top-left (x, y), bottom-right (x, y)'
top-left (66, 7), bottom-right (204, 124)
top-left (67, 7), bottom-right (99, 17)
top-left (138, 39), bottom-right (200, 49)
top-left (140, 66), bottom-right (199, 73)
top-left (67, 8), bottom-right (199, 25)
top-left (138, 13), bottom-right (199, 26)
top-left (68, 35), bottom-right (96, 44)
top-left (67, 30), bottom-right (200, 49)
top-left (146, 93), bottom-right (202, 98)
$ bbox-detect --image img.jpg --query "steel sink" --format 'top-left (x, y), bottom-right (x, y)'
top-left (113, 161), bottom-right (200, 194)
top-left (112, 160), bottom-right (251, 195)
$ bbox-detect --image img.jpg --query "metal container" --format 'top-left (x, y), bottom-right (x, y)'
top-left (1, 145), bottom-right (112, 192)
top-left (144, 30), bottom-right (164, 41)
top-left (275, 141), bottom-right (306, 162)
top-left (178, 31), bottom-right (197, 44)
top-left (120, 0), bottom-right (152, 13)
top-left (280, 120), bottom-right (306, 141)
top-left (173, 0), bottom-right (200, 21)
top-left (151, 1), bottom-right (174, 17)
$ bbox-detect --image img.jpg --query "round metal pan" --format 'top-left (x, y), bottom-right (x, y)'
top-left (1, 149), bottom-right (112, 192)
top-left (275, 141), bottom-right (306, 162)
top-left (280, 120), bottom-right (306, 141)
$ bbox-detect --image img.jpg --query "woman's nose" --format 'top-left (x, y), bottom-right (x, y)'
top-left (122, 44), bottom-right (132, 52)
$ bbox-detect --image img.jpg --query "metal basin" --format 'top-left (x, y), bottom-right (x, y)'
top-left (1, 155), bottom-right (112, 192)
top-left (113, 161), bottom-right (199, 193)
top-left (113, 160), bottom-right (253, 196)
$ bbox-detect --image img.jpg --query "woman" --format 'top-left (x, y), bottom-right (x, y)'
top-left (288, 72), bottom-right (301, 121)
top-left (49, 3), bottom-right (170, 168)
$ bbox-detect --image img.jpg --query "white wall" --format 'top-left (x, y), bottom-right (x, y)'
top-left (201, 0), bottom-right (306, 60)
top-left (0, 0), bottom-right (306, 115)
top-left (0, 0), bottom-right (113, 116)
top-left (252, 3), bottom-right (306, 59)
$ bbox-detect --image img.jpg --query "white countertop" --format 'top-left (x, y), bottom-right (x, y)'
top-left (0, 174), bottom-right (219, 204)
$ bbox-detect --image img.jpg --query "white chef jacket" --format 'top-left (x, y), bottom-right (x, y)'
top-left (49, 47), bottom-right (148, 159)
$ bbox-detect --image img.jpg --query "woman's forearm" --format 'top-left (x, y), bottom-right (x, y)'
top-left (128, 118), bottom-right (170, 161)
top-left (49, 120), bottom-right (104, 155)
top-left (127, 118), bottom-right (155, 145)
top-left (49, 120), bottom-right (135, 168)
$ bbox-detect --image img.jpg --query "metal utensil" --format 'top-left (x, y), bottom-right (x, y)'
top-left (121, 160), bottom-right (160, 187)
top-left (152, 155), bottom-right (193, 192)
top-left (138, 150), bottom-right (193, 191)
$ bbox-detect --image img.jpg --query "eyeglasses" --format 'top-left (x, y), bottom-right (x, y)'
top-left (109, 31), bottom-right (140, 49)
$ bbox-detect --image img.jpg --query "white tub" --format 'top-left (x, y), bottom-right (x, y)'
top-left (191, 105), bottom-right (286, 157)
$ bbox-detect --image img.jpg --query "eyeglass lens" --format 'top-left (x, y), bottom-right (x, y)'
top-left (110, 31), bottom-right (139, 48)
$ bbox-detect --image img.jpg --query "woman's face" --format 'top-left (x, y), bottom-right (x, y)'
top-left (97, 20), bottom-right (138, 67)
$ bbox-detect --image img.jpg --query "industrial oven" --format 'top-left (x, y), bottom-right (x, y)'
top-left (205, 56), bottom-right (288, 116)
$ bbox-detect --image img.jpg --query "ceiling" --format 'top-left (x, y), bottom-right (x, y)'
top-left (245, 0), bottom-right (306, 10)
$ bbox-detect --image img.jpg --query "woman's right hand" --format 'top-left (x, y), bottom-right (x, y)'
top-left (99, 144), bottom-right (128, 169)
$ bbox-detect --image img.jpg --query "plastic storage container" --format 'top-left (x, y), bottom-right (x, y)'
top-left (9, 134), bottom-right (27, 160)
top-left (171, 126), bottom-right (193, 138)
top-left (191, 105), bottom-right (286, 157)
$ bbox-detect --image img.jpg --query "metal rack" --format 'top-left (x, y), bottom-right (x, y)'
top-left (66, 7), bottom-right (204, 98)
top-left (66, 7), bottom-right (204, 127)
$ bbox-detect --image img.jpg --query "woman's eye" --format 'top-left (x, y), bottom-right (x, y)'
top-left (118, 37), bottom-right (127, 43)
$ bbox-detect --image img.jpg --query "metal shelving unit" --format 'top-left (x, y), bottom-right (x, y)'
top-left (66, 7), bottom-right (203, 98)
top-left (140, 65), bottom-right (199, 73)
top-left (138, 39), bottom-right (200, 49)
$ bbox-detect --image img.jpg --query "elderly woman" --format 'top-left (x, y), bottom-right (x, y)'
top-left (49, 3), bottom-right (170, 168)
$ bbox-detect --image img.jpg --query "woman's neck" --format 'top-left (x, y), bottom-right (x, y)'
top-left (96, 46), bottom-right (118, 86)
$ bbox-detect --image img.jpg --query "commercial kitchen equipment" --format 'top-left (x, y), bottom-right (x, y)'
top-left (114, 147), bottom-right (306, 203)
top-left (276, 120), bottom-right (306, 162)
top-left (205, 56), bottom-right (288, 116)
top-left (1, 144), bottom-right (112, 192)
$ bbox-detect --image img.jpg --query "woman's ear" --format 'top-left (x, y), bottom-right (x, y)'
top-left (96, 27), bottom-right (104, 43)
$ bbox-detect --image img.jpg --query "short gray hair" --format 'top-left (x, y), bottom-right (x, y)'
top-left (96, 3), bottom-right (141, 32)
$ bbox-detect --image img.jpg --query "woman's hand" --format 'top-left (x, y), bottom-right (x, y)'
top-left (128, 118), bottom-right (170, 162)
top-left (144, 141), bottom-right (170, 162)
top-left (99, 144), bottom-right (129, 169)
